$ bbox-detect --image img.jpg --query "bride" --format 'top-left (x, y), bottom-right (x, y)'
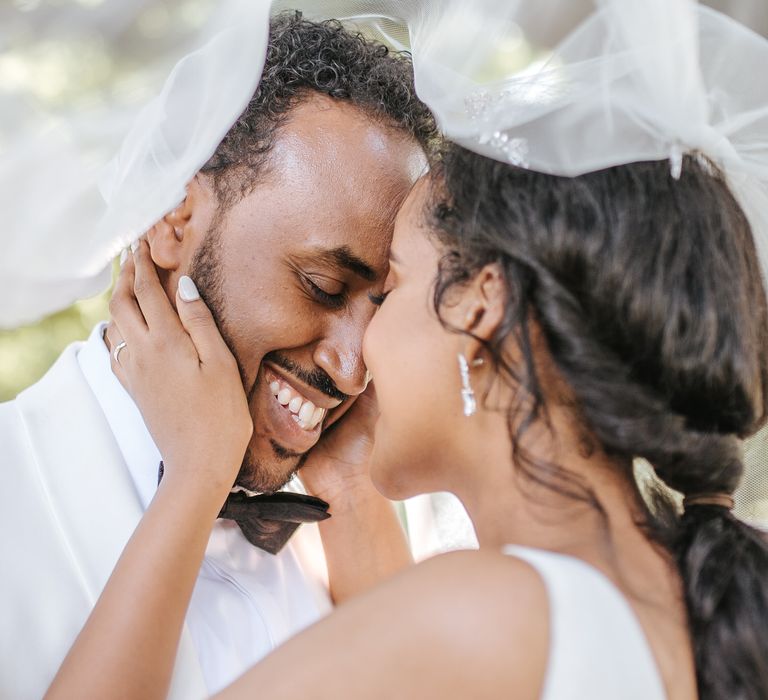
top-left (45, 141), bottom-right (768, 699)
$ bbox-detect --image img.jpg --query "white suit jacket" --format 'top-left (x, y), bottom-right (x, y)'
top-left (0, 342), bottom-right (328, 699)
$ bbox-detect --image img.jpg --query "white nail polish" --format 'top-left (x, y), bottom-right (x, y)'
top-left (130, 240), bottom-right (139, 254)
top-left (119, 249), bottom-right (129, 266)
top-left (178, 275), bottom-right (200, 302)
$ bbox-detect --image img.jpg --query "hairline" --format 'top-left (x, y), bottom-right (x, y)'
top-left (205, 87), bottom-right (426, 220)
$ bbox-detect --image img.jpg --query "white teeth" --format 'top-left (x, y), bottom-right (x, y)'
top-left (269, 375), bottom-right (328, 430)
top-left (298, 401), bottom-right (315, 425)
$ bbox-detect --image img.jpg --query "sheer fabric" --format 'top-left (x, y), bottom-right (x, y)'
top-left (3, 0), bottom-right (768, 526)
top-left (1, 0), bottom-right (270, 327)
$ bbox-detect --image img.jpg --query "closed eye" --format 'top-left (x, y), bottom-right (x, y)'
top-left (303, 275), bottom-right (347, 310)
top-left (368, 291), bottom-right (390, 307)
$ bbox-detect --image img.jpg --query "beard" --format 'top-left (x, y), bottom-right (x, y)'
top-left (188, 226), bottom-right (302, 494)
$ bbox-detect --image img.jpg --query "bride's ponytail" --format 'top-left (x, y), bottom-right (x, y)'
top-left (637, 423), bottom-right (768, 700)
top-left (674, 501), bottom-right (768, 699)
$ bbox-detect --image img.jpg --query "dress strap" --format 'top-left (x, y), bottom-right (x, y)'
top-left (503, 545), bottom-right (667, 700)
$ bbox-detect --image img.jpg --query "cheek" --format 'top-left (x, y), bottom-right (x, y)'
top-left (364, 291), bottom-right (458, 496)
top-left (365, 292), bottom-right (436, 413)
top-left (219, 262), bottom-right (319, 376)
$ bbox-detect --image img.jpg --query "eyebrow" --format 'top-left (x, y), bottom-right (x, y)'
top-left (311, 245), bottom-right (378, 282)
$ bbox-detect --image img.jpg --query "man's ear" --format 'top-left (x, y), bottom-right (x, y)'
top-left (146, 177), bottom-right (203, 271)
top-left (458, 263), bottom-right (507, 344)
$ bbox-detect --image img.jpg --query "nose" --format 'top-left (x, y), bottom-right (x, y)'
top-left (313, 314), bottom-right (370, 397)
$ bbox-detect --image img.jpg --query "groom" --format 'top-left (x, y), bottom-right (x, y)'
top-left (0, 13), bottom-right (435, 699)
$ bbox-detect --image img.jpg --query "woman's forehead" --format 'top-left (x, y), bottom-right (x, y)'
top-left (390, 180), bottom-right (443, 270)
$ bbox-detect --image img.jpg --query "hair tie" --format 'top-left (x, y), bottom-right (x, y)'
top-left (682, 492), bottom-right (734, 511)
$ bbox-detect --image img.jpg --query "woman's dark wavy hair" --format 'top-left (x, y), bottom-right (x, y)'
top-left (201, 11), bottom-right (437, 207)
top-left (427, 144), bottom-right (768, 700)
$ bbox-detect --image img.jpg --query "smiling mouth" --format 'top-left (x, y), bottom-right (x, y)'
top-left (268, 374), bottom-right (328, 431)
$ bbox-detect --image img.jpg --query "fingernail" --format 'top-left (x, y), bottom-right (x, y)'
top-left (119, 248), bottom-right (129, 266)
top-left (178, 275), bottom-right (200, 302)
top-left (130, 240), bottom-right (139, 254)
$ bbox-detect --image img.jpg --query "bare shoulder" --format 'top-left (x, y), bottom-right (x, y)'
top-left (397, 547), bottom-right (547, 609)
top-left (217, 548), bottom-right (550, 700)
top-left (398, 549), bottom-right (551, 663)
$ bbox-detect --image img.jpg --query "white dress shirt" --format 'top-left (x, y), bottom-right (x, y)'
top-left (77, 324), bottom-right (331, 694)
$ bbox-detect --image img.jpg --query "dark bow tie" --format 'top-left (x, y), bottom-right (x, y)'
top-left (158, 462), bottom-right (330, 555)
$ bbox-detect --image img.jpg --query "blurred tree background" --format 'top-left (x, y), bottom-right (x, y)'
top-left (0, 271), bottom-right (113, 401)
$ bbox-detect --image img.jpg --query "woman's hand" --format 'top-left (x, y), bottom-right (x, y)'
top-left (107, 239), bottom-right (252, 500)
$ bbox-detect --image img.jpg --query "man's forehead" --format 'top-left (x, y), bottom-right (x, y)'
top-left (217, 95), bottom-right (421, 276)
top-left (226, 170), bottom-right (394, 276)
top-left (266, 95), bottom-right (424, 189)
top-left (272, 95), bottom-right (394, 153)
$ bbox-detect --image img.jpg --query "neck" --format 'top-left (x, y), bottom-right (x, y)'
top-left (440, 365), bottom-right (683, 619)
top-left (449, 403), bottom-right (647, 562)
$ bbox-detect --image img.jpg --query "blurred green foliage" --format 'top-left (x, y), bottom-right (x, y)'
top-left (0, 271), bottom-right (114, 402)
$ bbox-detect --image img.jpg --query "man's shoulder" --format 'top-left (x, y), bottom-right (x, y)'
top-left (0, 397), bottom-right (26, 457)
top-left (14, 340), bottom-right (87, 401)
top-left (3, 341), bottom-right (94, 431)
top-left (0, 344), bottom-right (81, 472)
top-left (0, 394), bottom-right (19, 417)
top-left (0, 339), bottom-right (99, 484)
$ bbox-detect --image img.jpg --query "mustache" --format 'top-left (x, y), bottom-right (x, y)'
top-left (262, 351), bottom-right (349, 403)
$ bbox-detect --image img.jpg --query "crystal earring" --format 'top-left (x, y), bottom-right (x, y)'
top-left (458, 353), bottom-right (477, 417)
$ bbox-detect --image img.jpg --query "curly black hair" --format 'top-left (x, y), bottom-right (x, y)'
top-left (201, 11), bottom-right (437, 206)
top-left (428, 145), bottom-right (768, 700)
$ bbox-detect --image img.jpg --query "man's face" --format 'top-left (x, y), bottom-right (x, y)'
top-left (185, 96), bottom-right (425, 492)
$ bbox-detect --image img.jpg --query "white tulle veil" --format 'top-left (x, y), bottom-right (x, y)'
top-left (0, 0), bottom-right (271, 328)
top-left (3, 0), bottom-right (768, 532)
top-left (5, 0), bottom-right (768, 326)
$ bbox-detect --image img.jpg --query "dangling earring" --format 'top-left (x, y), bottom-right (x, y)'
top-left (458, 353), bottom-right (482, 417)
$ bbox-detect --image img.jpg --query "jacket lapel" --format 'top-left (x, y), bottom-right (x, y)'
top-left (17, 342), bottom-right (207, 698)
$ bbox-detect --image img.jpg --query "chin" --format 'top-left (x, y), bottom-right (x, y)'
top-left (235, 447), bottom-right (301, 494)
top-left (370, 448), bottom-right (418, 501)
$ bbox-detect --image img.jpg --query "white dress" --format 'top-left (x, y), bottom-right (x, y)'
top-left (503, 546), bottom-right (668, 700)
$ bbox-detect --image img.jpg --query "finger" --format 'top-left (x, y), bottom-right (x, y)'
top-left (176, 275), bottom-right (236, 366)
top-left (109, 248), bottom-right (149, 341)
top-left (104, 321), bottom-right (130, 388)
top-left (104, 321), bottom-right (124, 356)
top-left (132, 238), bottom-right (179, 332)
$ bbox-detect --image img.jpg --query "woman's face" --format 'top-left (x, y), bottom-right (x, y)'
top-left (363, 178), bottom-right (470, 499)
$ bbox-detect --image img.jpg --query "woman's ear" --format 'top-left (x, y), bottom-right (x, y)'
top-left (146, 177), bottom-right (203, 271)
top-left (460, 263), bottom-right (506, 342)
